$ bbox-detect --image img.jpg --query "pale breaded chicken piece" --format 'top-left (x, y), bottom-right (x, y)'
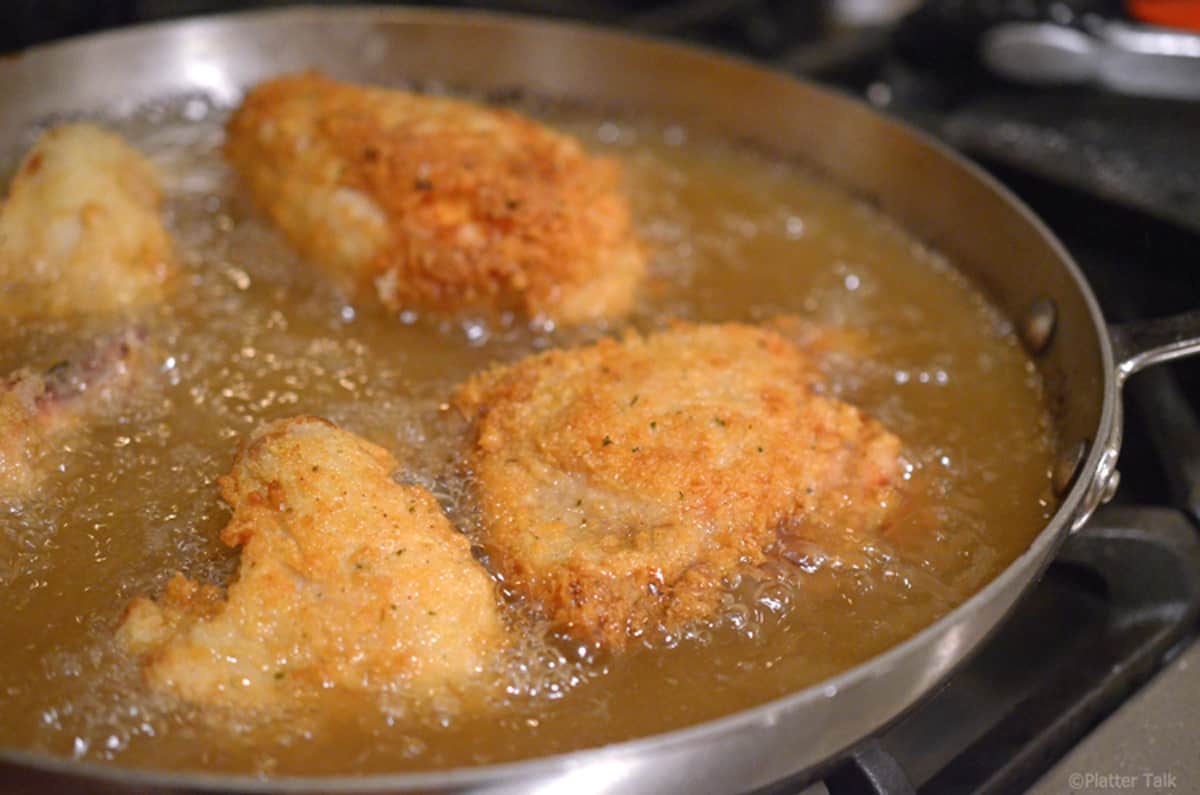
top-left (454, 323), bottom-right (903, 649)
top-left (225, 72), bottom-right (644, 324)
top-left (118, 416), bottom-right (506, 711)
top-left (0, 328), bottom-right (149, 502)
top-left (0, 124), bottom-right (175, 319)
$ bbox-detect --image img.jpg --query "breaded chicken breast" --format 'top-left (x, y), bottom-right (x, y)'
top-left (454, 323), bottom-right (903, 649)
top-left (118, 416), bottom-right (506, 710)
top-left (0, 124), bottom-right (175, 319)
top-left (0, 328), bottom-right (149, 502)
top-left (225, 72), bottom-right (644, 324)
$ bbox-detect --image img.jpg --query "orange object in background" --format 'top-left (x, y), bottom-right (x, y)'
top-left (1128, 0), bottom-right (1200, 32)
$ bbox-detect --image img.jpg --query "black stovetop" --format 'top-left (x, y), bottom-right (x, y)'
top-left (5, 3), bottom-right (1200, 794)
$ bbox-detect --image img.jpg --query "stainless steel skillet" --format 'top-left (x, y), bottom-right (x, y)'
top-left (2, 6), bottom-right (1199, 793)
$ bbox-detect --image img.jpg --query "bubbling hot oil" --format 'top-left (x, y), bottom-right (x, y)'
top-left (0, 93), bottom-right (1055, 774)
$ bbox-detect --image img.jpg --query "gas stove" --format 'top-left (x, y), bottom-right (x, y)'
top-left (4, 2), bottom-right (1199, 793)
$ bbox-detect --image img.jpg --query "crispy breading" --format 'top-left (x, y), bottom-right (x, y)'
top-left (118, 416), bottom-right (506, 710)
top-left (454, 323), bottom-right (903, 649)
top-left (0, 328), bottom-right (149, 502)
top-left (0, 124), bottom-right (175, 319)
top-left (224, 72), bottom-right (644, 323)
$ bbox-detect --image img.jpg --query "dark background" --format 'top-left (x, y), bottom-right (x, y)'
top-left (0, 0), bottom-right (836, 56)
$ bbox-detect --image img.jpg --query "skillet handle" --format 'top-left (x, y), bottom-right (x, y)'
top-left (1072, 309), bottom-right (1200, 530)
top-left (1109, 308), bottom-right (1200, 384)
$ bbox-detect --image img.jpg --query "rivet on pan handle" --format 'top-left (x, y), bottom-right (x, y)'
top-left (1071, 309), bottom-right (1200, 530)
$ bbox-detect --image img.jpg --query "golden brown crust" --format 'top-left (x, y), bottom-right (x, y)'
top-left (0, 372), bottom-right (48, 500)
top-left (118, 416), bottom-right (507, 711)
top-left (0, 124), bottom-right (175, 319)
top-left (224, 72), bottom-right (644, 323)
top-left (454, 322), bottom-right (903, 649)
